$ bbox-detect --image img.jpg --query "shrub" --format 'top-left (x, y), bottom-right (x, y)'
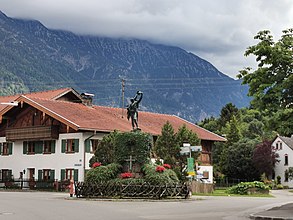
top-left (85, 163), bottom-right (121, 184)
top-left (109, 178), bottom-right (145, 185)
top-left (276, 176), bottom-right (281, 184)
top-left (143, 164), bottom-right (179, 185)
top-left (226, 181), bottom-right (270, 195)
top-left (276, 184), bottom-right (284, 189)
top-left (114, 132), bottom-right (152, 165)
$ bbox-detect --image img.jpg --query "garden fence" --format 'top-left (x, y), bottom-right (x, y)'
top-left (75, 181), bottom-right (190, 199)
top-left (0, 178), bottom-right (70, 191)
top-left (214, 177), bottom-right (248, 189)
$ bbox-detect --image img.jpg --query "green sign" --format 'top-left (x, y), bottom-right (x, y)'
top-left (187, 157), bottom-right (194, 172)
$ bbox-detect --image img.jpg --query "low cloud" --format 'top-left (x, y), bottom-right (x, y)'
top-left (1, 0), bottom-right (292, 78)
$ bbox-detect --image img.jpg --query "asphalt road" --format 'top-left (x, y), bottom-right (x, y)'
top-left (0, 190), bottom-right (292, 220)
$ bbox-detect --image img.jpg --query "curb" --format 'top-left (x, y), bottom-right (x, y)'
top-left (249, 203), bottom-right (293, 220)
top-left (250, 214), bottom-right (293, 220)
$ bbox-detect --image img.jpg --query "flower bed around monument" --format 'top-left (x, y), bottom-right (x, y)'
top-left (82, 131), bottom-right (190, 199)
top-left (79, 163), bottom-right (188, 199)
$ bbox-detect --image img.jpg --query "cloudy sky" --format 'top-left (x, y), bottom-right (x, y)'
top-left (1, 0), bottom-right (292, 78)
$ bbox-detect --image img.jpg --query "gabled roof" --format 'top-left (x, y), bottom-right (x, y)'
top-left (278, 136), bottom-right (293, 150)
top-left (0, 88), bottom-right (226, 142)
top-left (0, 88), bottom-right (80, 111)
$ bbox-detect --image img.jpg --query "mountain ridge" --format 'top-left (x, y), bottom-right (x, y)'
top-left (0, 11), bottom-right (249, 122)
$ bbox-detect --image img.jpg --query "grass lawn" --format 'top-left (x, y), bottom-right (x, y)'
top-left (193, 189), bottom-right (273, 197)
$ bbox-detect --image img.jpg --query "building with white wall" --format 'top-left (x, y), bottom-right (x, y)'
top-left (272, 135), bottom-right (293, 188)
top-left (0, 88), bottom-right (226, 183)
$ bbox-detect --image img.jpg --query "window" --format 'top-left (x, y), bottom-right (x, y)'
top-left (91, 139), bottom-right (99, 152)
top-left (62, 139), bottom-right (79, 153)
top-left (1, 169), bottom-right (13, 181)
top-left (276, 142), bottom-right (283, 150)
top-left (0, 142), bottom-right (13, 156)
top-left (61, 169), bottom-right (79, 181)
top-left (23, 140), bottom-right (55, 154)
top-left (44, 140), bottom-right (56, 154)
top-left (203, 171), bottom-right (209, 179)
top-left (85, 139), bottom-right (99, 153)
top-left (285, 170), bottom-right (289, 182)
top-left (28, 168), bottom-right (35, 180)
top-left (38, 169), bottom-right (55, 181)
top-left (285, 154), bottom-right (289, 166)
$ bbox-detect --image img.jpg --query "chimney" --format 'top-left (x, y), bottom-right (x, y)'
top-left (80, 93), bottom-right (94, 106)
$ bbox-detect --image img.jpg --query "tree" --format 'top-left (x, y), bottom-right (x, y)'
top-left (154, 123), bottom-right (200, 169)
top-left (269, 109), bottom-right (293, 136)
top-left (154, 121), bottom-right (177, 162)
top-left (175, 124), bottom-right (200, 148)
top-left (89, 131), bottom-right (118, 167)
top-left (219, 103), bottom-right (239, 127)
top-left (252, 140), bottom-right (279, 179)
top-left (198, 116), bottom-right (221, 134)
top-left (220, 139), bottom-right (259, 180)
top-left (225, 115), bottom-right (241, 145)
top-left (238, 29), bottom-right (293, 111)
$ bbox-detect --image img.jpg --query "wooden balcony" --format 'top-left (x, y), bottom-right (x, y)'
top-left (5, 126), bottom-right (59, 141)
top-left (199, 152), bottom-right (211, 165)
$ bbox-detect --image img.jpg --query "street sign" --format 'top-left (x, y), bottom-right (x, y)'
top-left (187, 157), bottom-right (194, 172)
top-left (190, 146), bottom-right (202, 152)
top-left (180, 145), bottom-right (202, 155)
top-left (180, 146), bottom-right (190, 155)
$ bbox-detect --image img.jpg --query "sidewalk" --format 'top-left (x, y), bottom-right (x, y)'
top-left (250, 203), bottom-right (293, 220)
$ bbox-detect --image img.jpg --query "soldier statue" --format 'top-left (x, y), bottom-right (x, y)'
top-left (127, 91), bottom-right (143, 130)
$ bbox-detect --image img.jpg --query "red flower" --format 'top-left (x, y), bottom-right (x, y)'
top-left (120, 172), bottom-right (133, 178)
top-left (92, 162), bottom-right (101, 168)
top-left (156, 165), bottom-right (166, 172)
top-left (163, 164), bottom-right (171, 169)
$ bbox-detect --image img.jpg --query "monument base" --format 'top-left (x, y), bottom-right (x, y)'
top-left (132, 128), bottom-right (141, 132)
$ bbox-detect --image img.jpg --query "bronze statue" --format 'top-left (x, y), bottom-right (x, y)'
top-left (127, 91), bottom-right (143, 130)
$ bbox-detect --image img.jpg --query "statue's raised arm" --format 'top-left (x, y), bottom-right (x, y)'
top-left (135, 91), bottom-right (143, 105)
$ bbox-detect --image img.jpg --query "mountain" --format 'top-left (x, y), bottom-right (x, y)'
top-left (0, 11), bottom-right (250, 122)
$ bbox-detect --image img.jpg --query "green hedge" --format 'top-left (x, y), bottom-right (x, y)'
top-left (143, 164), bottom-right (179, 185)
top-left (114, 132), bottom-right (151, 165)
top-left (226, 181), bottom-right (270, 195)
top-left (85, 163), bottom-right (121, 184)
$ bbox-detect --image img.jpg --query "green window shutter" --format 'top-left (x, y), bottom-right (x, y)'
top-left (85, 139), bottom-right (90, 153)
top-left (74, 169), bottom-right (79, 182)
top-left (8, 143), bottom-right (13, 155)
top-left (38, 170), bottom-right (43, 181)
top-left (50, 170), bottom-right (55, 180)
top-left (74, 139), bottom-right (79, 153)
top-left (61, 169), bottom-right (65, 180)
top-left (23, 142), bottom-right (28, 154)
top-left (0, 143), bottom-right (2, 155)
top-left (61, 140), bottom-right (66, 153)
top-left (51, 140), bottom-right (56, 153)
top-left (8, 170), bottom-right (12, 180)
top-left (36, 141), bottom-right (43, 154)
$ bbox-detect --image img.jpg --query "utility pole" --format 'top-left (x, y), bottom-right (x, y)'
top-left (121, 78), bottom-right (125, 118)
